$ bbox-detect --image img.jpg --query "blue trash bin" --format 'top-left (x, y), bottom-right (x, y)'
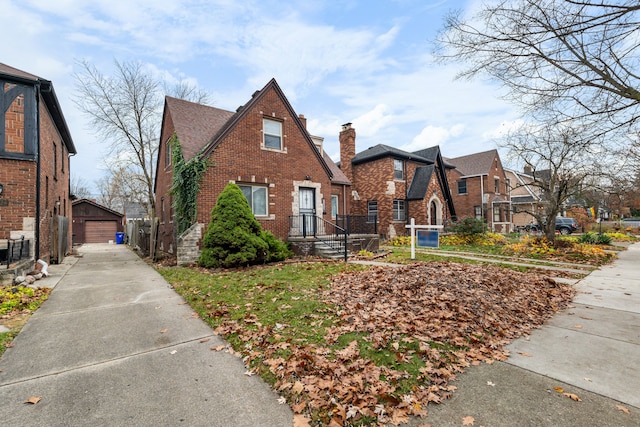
top-left (115, 232), bottom-right (125, 244)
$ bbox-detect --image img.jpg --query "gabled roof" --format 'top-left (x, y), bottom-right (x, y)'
top-left (412, 147), bottom-right (456, 169)
top-left (504, 168), bottom-right (539, 200)
top-left (351, 144), bottom-right (433, 165)
top-left (199, 79), bottom-right (333, 179)
top-left (407, 165), bottom-right (435, 200)
top-left (0, 63), bottom-right (76, 154)
top-left (445, 149), bottom-right (499, 177)
top-left (164, 96), bottom-right (235, 161)
top-left (72, 198), bottom-right (124, 217)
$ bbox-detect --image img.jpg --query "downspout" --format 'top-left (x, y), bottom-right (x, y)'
top-left (480, 174), bottom-right (485, 224)
top-left (34, 82), bottom-right (42, 261)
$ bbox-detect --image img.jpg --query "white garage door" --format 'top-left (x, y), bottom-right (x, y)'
top-left (85, 221), bottom-right (118, 243)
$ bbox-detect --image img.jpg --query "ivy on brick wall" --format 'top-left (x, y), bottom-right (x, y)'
top-left (170, 134), bottom-right (209, 236)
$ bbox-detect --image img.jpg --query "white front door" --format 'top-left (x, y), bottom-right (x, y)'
top-left (299, 187), bottom-right (315, 234)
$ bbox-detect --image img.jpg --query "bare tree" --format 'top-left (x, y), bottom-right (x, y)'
top-left (74, 59), bottom-right (211, 257)
top-left (95, 162), bottom-right (149, 214)
top-left (74, 59), bottom-right (159, 217)
top-left (70, 175), bottom-right (92, 199)
top-left (502, 122), bottom-right (606, 240)
top-left (436, 1), bottom-right (640, 139)
top-left (165, 81), bottom-right (212, 105)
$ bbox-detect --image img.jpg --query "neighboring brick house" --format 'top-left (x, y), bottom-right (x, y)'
top-left (154, 79), bottom-right (350, 258)
top-left (445, 149), bottom-right (512, 232)
top-left (339, 123), bottom-right (456, 239)
top-left (0, 63), bottom-right (76, 266)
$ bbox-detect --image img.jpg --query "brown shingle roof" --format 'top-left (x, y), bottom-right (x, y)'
top-left (165, 96), bottom-right (235, 161)
top-left (445, 149), bottom-right (498, 176)
top-left (0, 63), bottom-right (41, 81)
top-left (323, 152), bottom-right (350, 185)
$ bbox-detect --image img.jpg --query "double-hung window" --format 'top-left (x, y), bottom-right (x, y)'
top-left (239, 185), bottom-right (268, 216)
top-left (393, 159), bottom-right (404, 180)
top-left (393, 199), bottom-right (406, 221)
top-left (331, 195), bottom-right (339, 219)
top-left (457, 180), bottom-right (467, 195)
top-left (263, 119), bottom-right (282, 150)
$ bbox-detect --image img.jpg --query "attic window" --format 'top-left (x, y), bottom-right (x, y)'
top-left (263, 119), bottom-right (282, 150)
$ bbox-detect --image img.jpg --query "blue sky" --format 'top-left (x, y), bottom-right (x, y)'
top-left (1, 0), bottom-right (519, 193)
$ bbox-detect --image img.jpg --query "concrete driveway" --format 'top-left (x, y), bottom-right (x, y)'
top-left (0, 244), bottom-right (292, 427)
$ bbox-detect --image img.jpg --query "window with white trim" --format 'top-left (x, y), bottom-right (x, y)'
top-left (494, 178), bottom-right (500, 193)
top-left (263, 119), bottom-right (282, 150)
top-left (239, 185), bottom-right (268, 216)
top-left (493, 205), bottom-right (501, 222)
top-left (393, 159), bottom-right (404, 180)
top-left (393, 199), bottom-right (406, 221)
top-left (474, 206), bottom-right (482, 218)
top-left (457, 180), bottom-right (467, 195)
top-left (367, 200), bottom-right (378, 223)
top-left (331, 195), bottom-right (339, 219)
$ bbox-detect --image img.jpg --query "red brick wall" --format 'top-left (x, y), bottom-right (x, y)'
top-left (196, 89), bottom-right (333, 240)
top-left (38, 99), bottom-right (72, 261)
top-left (3, 89), bottom-right (25, 153)
top-left (0, 159), bottom-right (36, 239)
top-left (155, 109), bottom-right (177, 253)
top-left (447, 156), bottom-right (510, 228)
top-left (0, 92), bottom-right (72, 262)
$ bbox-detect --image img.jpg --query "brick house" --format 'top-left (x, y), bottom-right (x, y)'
top-left (445, 149), bottom-right (512, 232)
top-left (154, 79), bottom-right (350, 261)
top-left (339, 123), bottom-right (456, 239)
top-left (0, 63), bottom-right (76, 267)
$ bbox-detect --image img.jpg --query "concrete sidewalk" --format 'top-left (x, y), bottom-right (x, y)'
top-left (408, 242), bottom-right (640, 426)
top-left (0, 244), bottom-right (292, 427)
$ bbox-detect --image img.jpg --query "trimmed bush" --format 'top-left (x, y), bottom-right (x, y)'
top-left (199, 183), bottom-right (268, 268)
top-left (261, 230), bottom-right (292, 262)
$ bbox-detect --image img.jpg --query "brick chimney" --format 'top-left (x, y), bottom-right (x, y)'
top-left (298, 114), bottom-right (307, 129)
top-left (339, 123), bottom-right (356, 184)
top-left (524, 164), bottom-right (533, 175)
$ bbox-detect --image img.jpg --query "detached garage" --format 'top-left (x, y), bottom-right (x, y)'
top-left (72, 199), bottom-right (124, 244)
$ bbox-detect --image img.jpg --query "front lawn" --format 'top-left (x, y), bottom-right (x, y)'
top-left (158, 260), bottom-right (575, 426)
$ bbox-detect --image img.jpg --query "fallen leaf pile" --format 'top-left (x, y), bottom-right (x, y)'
top-left (214, 261), bottom-right (575, 425)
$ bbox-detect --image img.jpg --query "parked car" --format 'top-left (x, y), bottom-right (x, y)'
top-left (555, 217), bottom-right (579, 234)
top-left (523, 217), bottom-right (579, 235)
top-left (622, 217), bottom-right (640, 228)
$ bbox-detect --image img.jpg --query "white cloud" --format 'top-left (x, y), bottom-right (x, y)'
top-left (400, 123), bottom-right (465, 152)
top-left (352, 104), bottom-right (395, 137)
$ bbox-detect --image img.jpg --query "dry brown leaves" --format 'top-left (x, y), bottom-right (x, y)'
top-left (218, 261), bottom-right (575, 425)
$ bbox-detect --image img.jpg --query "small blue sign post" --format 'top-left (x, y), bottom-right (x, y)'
top-left (405, 218), bottom-right (443, 259)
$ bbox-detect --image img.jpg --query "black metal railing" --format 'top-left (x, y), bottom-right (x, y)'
top-left (289, 215), bottom-right (348, 261)
top-left (1, 236), bottom-right (31, 269)
top-left (335, 214), bottom-right (378, 235)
